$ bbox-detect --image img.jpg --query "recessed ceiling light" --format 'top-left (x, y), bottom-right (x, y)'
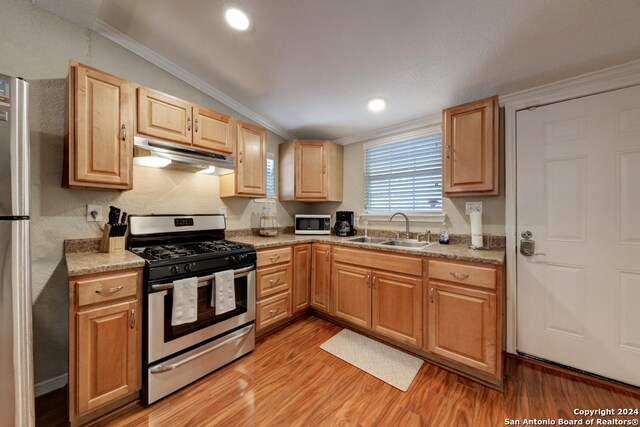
top-left (225, 8), bottom-right (250, 31)
top-left (367, 98), bottom-right (386, 112)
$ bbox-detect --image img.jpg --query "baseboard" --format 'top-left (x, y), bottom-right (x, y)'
top-left (35, 373), bottom-right (68, 397)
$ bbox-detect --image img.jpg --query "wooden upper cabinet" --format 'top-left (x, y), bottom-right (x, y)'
top-left (279, 140), bottom-right (343, 202)
top-left (65, 62), bottom-right (133, 190)
top-left (221, 120), bottom-right (267, 197)
top-left (137, 87), bottom-right (192, 146)
top-left (193, 107), bottom-right (235, 154)
top-left (442, 95), bottom-right (499, 196)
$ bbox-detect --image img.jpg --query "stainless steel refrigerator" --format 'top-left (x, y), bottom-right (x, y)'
top-left (0, 74), bottom-right (35, 426)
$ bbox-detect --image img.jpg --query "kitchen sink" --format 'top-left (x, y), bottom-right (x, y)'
top-left (345, 236), bottom-right (390, 244)
top-left (379, 239), bottom-right (435, 248)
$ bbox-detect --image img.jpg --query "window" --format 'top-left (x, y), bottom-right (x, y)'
top-left (364, 132), bottom-right (442, 212)
top-left (266, 152), bottom-right (275, 198)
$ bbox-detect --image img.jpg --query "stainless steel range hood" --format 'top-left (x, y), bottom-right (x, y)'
top-left (133, 137), bottom-right (235, 174)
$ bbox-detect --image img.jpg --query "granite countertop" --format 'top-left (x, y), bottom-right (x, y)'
top-left (228, 234), bottom-right (505, 266)
top-left (65, 238), bottom-right (146, 277)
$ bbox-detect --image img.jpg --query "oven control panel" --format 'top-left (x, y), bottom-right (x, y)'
top-left (146, 251), bottom-right (257, 283)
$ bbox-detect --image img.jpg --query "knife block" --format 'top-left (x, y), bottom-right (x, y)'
top-left (99, 224), bottom-right (126, 254)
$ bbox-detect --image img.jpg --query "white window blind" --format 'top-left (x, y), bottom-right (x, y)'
top-left (266, 153), bottom-right (275, 197)
top-left (364, 133), bottom-right (442, 212)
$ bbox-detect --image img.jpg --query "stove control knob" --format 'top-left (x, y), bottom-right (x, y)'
top-left (229, 256), bottom-right (237, 264)
top-left (185, 263), bottom-right (192, 272)
top-left (170, 266), bottom-right (179, 275)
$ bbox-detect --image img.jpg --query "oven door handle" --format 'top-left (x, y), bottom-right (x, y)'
top-left (149, 324), bottom-right (254, 374)
top-left (150, 265), bottom-right (255, 291)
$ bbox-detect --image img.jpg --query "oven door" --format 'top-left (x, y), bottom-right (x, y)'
top-left (147, 265), bottom-right (255, 364)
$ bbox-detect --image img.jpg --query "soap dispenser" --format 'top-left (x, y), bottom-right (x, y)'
top-left (439, 219), bottom-right (449, 245)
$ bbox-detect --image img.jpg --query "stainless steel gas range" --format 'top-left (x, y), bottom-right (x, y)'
top-left (128, 214), bottom-right (256, 404)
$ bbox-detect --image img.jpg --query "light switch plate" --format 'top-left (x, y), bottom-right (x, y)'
top-left (86, 205), bottom-right (102, 222)
top-left (465, 202), bottom-right (483, 215)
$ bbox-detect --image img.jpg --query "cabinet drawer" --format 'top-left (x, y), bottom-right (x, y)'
top-left (257, 263), bottom-right (292, 299)
top-left (75, 270), bottom-right (139, 307)
top-left (428, 260), bottom-right (496, 290)
top-left (257, 246), bottom-right (291, 267)
top-left (256, 291), bottom-right (291, 330)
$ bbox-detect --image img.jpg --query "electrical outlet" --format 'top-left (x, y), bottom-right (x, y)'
top-left (354, 217), bottom-right (359, 227)
top-left (219, 206), bottom-right (228, 217)
top-left (465, 202), bottom-right (483, 215)
top-left (86, 205), bottom-right (102, 222)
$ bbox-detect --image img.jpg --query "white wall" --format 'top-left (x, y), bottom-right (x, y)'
top-left (308, 130), bottom-right (506, 236)
top-left (0, 0), bottom-right (304, 385)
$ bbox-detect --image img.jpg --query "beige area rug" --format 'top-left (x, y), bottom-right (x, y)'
top-left (320, 329), bottom-right (423, 391)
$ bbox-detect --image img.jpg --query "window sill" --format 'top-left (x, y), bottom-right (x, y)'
top-left (360, 212), bottom-right (446, 223)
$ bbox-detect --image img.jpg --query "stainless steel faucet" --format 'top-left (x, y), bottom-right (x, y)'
top-left (389, 212), bottom-right (410, 239)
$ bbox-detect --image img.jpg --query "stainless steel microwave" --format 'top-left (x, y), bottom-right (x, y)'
top-left (295, 214), bottom-right (331, 235)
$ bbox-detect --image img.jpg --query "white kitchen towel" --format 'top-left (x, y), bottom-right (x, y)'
top-left (213, 270), bottom-right (236, 315)
top-left (171, 277), bottom-right (198, 326)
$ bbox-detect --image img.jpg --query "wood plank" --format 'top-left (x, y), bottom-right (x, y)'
top-left (36, 316), bottom-right (640, 427)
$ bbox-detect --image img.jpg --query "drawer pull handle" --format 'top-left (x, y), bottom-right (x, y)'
top-left (269, 307), bottom-right (280, 316)
top-left (187, 116), bottom-right (192, 131)
top-left (450, 272), bottom-right (470, 280)
top-left (120, 124), bottom-right (127, 142)
top-left (269, 278), bottom-right (281, 286)
top-left (95, 286), bottom-right (124, 295)
top-left (130, 308), bottom-right (136, 329)
top-left (430, 288), bottom-right (434, 303)
top-left (270, 254), bottom-right (280, 262)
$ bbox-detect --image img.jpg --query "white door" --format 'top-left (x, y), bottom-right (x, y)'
top-left (516, 84), bottom-right (640, 386)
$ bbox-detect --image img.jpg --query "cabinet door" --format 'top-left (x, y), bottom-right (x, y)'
top-left (332, 263), bottom-right (371, 328)
top-left (293, 244), bottom-right (312, 313)
top-left (77, 300), bottom-right (139, 414)
top-left (442, 95), bottom-right (498, 195)
top-left (372, 271), bottom-right (422, 347)
top-left (295, 140), bottom-right (328, 199)
top-left (428, 282), bottom-right (497, 374)
top-left (310, 244), bottom-right (331, 312)
top-left (236, 120), bottom-right (267, 196)
top-left (137, 87), bottom-right (192, 145)
top-left (193, 107), bottom-right (235, 154)
top-left (74, 65), bottom-right (132, 188)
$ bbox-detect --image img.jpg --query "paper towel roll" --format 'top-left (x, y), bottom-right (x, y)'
top-left (470, 210), bottom-right (483, 248)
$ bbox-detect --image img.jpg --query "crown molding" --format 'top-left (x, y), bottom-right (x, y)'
top-left (500, 59), bottom-right (640, 109)
top-left (333, 111), bottom-right (442, 146)
top-left (93, 19), bottom-right (296, 141)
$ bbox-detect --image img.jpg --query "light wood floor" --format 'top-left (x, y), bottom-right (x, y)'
top-left (37, 315), bottom-right (639, 426)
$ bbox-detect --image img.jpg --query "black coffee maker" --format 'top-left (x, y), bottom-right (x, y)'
top-left (334, 211), bottom-right (356, 236)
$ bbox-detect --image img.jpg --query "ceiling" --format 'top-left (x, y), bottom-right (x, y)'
top-left (34, 0), bottom-right (640, 142)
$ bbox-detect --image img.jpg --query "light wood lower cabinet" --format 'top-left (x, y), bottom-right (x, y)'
top-left (256, 246), bottom-right (292, 333)
top-left (330, 248), bottom-right (423, 347)
top-left (68, 268), bottom-right (141, 425)
top-left (310, 244), bottom-right (331, 312)
top-left (425, 258), bottom-right (502, 382)
top-left (332, 263), bottom-right (371, 328)
top-left (292, 244), bottom-right (312, 313)
top-left (427, 282), bottom-right (497, 374)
